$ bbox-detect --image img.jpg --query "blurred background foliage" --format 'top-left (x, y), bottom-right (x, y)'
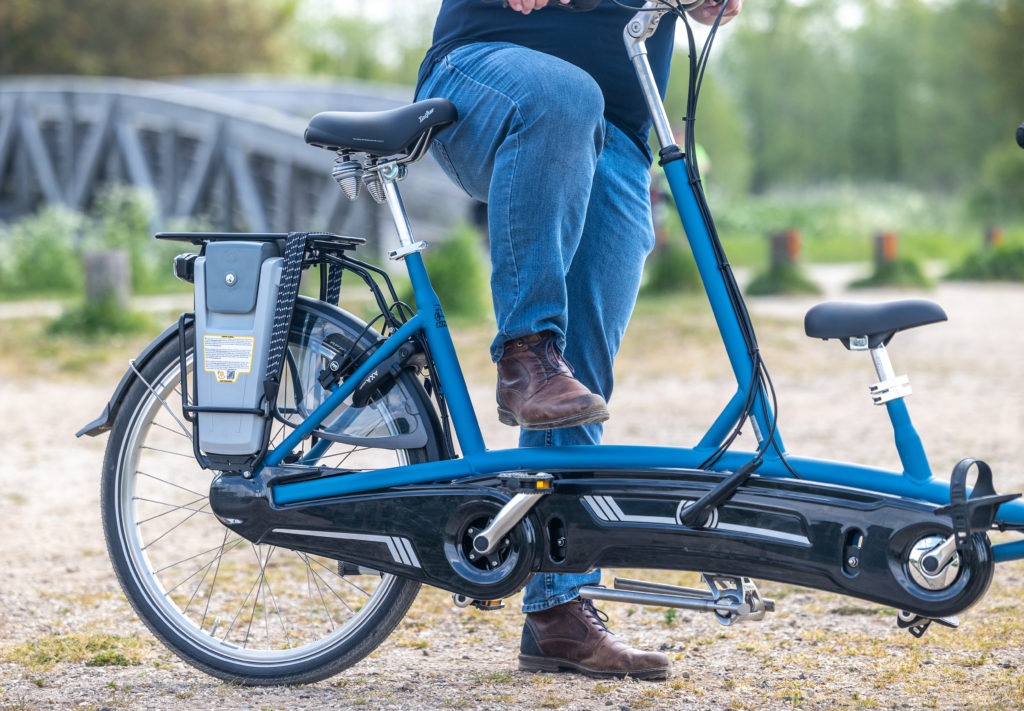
top-left (3, 0), bottom-right (1018, 204)
top-left (665, 0), bottom-right (1024, 201)
top-left (1, 0), bottom-right (1023, 303)
top-left (0, 0), bottom-right (300, 76)
top-left (0, 187), bottom-right (186, 298)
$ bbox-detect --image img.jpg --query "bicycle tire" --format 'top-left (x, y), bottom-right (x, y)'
top-left (101, 298), bottom-right (442, 685)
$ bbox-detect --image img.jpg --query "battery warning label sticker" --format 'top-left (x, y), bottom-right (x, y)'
top-left (203, 335), bottom-right (255, 383)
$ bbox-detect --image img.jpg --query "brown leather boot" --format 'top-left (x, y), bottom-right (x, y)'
top-left (496, 332), bottom-right (609, 430)
top-left (518, 598), bottom-right (671, 680)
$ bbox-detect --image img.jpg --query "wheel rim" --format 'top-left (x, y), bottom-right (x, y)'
top-left (112, 317), bottom-right (419, 668)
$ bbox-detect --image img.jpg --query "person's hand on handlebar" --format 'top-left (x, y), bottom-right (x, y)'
top-left (504, 0), bottom-right (742, 22)
top-left (688, 0), bottom-right (743, 26)
top-left (507, 0), bottom-right (571, 15)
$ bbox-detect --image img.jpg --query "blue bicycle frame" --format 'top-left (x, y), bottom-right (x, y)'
top-left (265, 2), bottom-right (1024, 564)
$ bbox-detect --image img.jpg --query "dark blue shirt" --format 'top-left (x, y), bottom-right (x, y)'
top-left (416, 1), bottom-right (676, 155)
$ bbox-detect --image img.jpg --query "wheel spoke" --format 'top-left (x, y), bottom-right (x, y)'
top-left (200, 529), bottom-right (231, 631)
top-left (299, 553), bottom-right (357, 615)
top-left (152, 420), bottom-right (192, 441)
top-left (134, 495), bottom-right (212, 525)
top-left (136, 470), bottom-right (208, 498)
top-left (129, 359), bottom-right (193, 440)
top-left (305, 555), bottom-right (373, 599)
top-left (161, 538), bottom-right (247, 600)
top-left (317, 446), bottom-right (370, 466)
top-left (139, 499), bottom-right (212, 551)
top-left (304, 554), bottom-right (339, 633)
top-left (221, 557), bottom-right (268, 645)
top-left (155, 536), bottom-right (246, 579)
top-left (140, 444), bottom-right (196, 459)
top-left (242, 543), bottom-right (275, 649)
top-left (181, 542), bottom-right (235, 615)
top-left (251, 545), bottom-right (292, 650)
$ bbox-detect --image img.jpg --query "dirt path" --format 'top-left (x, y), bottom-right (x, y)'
top-left (2, 277), bottom-right (1024, 710)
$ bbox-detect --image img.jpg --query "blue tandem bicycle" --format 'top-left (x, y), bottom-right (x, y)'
top-left (78, 0), bottom-right (1024, 685)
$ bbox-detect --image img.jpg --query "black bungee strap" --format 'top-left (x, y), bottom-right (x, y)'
top-left (263, 231), bottom-right (308, 406)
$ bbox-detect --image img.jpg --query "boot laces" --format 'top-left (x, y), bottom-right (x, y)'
top-left (579, 598), bottom-right (611, 633)
top-left (527, 335), bottom-right (573, 383)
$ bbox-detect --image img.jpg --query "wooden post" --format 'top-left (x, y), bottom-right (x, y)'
top-left (83, 250), bottom-right (131, 310)
top-left (984, 225), bottom-right (1004, 249)
top-left (769, 228), bottom-right (801, 269)
top-left (873, 230), bottom-right (899, 267)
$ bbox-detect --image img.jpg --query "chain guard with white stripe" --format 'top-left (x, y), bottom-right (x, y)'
top-left (209, 467), bottom-right (994, 615)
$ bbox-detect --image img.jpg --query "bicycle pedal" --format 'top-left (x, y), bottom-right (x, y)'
top-left (471, 599), bottom-right (505, 611)
top-left (451, 594), bottom-right (504, 611)
top-left (896, 610), bottom-right (959, 638)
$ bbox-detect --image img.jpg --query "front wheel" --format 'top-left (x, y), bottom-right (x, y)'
top-left (101, 299), bottom-right (442, 684)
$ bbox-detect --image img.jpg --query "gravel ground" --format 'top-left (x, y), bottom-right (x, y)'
top-left (2, 273), bottom-right (1024, 710)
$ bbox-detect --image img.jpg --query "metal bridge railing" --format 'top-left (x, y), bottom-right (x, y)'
top-left (0, 76), bottom-right (473, 254)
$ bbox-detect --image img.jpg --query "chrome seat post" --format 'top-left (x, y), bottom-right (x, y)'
top-left (379, 162), bottom-right (427, 261)
top-left (867, 344), bottom-right (912, 405)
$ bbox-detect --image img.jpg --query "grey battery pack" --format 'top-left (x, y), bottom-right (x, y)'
top-left (193, 241), bottom-right (283, 462)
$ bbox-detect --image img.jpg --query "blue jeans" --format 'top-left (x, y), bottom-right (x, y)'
top-left (418, 42), bottom-right (656, 612)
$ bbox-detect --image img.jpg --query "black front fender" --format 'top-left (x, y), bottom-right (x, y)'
top-left (75, 318), bottom-right (185, 438)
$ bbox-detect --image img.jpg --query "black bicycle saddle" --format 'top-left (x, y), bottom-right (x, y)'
top-left (304, 98), bottom-right (457, 157)
top-left (804, 299), bottom-right (947, 349)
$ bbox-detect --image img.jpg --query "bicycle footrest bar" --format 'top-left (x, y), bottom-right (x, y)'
top-left (612, 577), bottom-right (715, 602)
top-left (580, 585), bottom-right (728, 612)
top-left (582, 575), bottom-right (775, 621)
top-left (579, 586), bottom-right (746, 616)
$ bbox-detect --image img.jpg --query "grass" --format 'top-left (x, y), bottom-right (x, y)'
top-left (47, 294), bottom-right (155, 339)
top-left (641, 241), bottom-right (703, 296)
top-left (2, 633), bottom-right (146, 671)
top-left (473, 671), bottom-right (515, 684)
top-left (0, 304), bottom-right (170, 380)
top-left (746, 263), bottom-right (822, 296)
top-left (850, 257), bottom-right (932, 289)
top-left (949, 243), bottom-right (1024, 282)
top-left (674, 184), bottom-right (1024, 268)
top-left (539, 694), bottom-right (567, 708)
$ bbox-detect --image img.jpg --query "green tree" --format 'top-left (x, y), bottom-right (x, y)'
top-left (721, 0), bottom-right (852, 191)
top-left (846, 0), bottom-right (1002, 188)
top-left (977, 0), bottom-right (1024, 123)
top-left (420, 224), bottom-right (490, 320)
top-left (294, 5), bottom-right (440, 85)
top-left (0, 0), bottom-right (298, 77)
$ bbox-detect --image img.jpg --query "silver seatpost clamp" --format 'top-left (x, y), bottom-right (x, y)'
top-left (868, 345), bottom-right (912, 404)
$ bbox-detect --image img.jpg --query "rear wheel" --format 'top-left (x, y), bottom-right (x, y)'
top-left (101, 299), bottom-right (442, 684)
